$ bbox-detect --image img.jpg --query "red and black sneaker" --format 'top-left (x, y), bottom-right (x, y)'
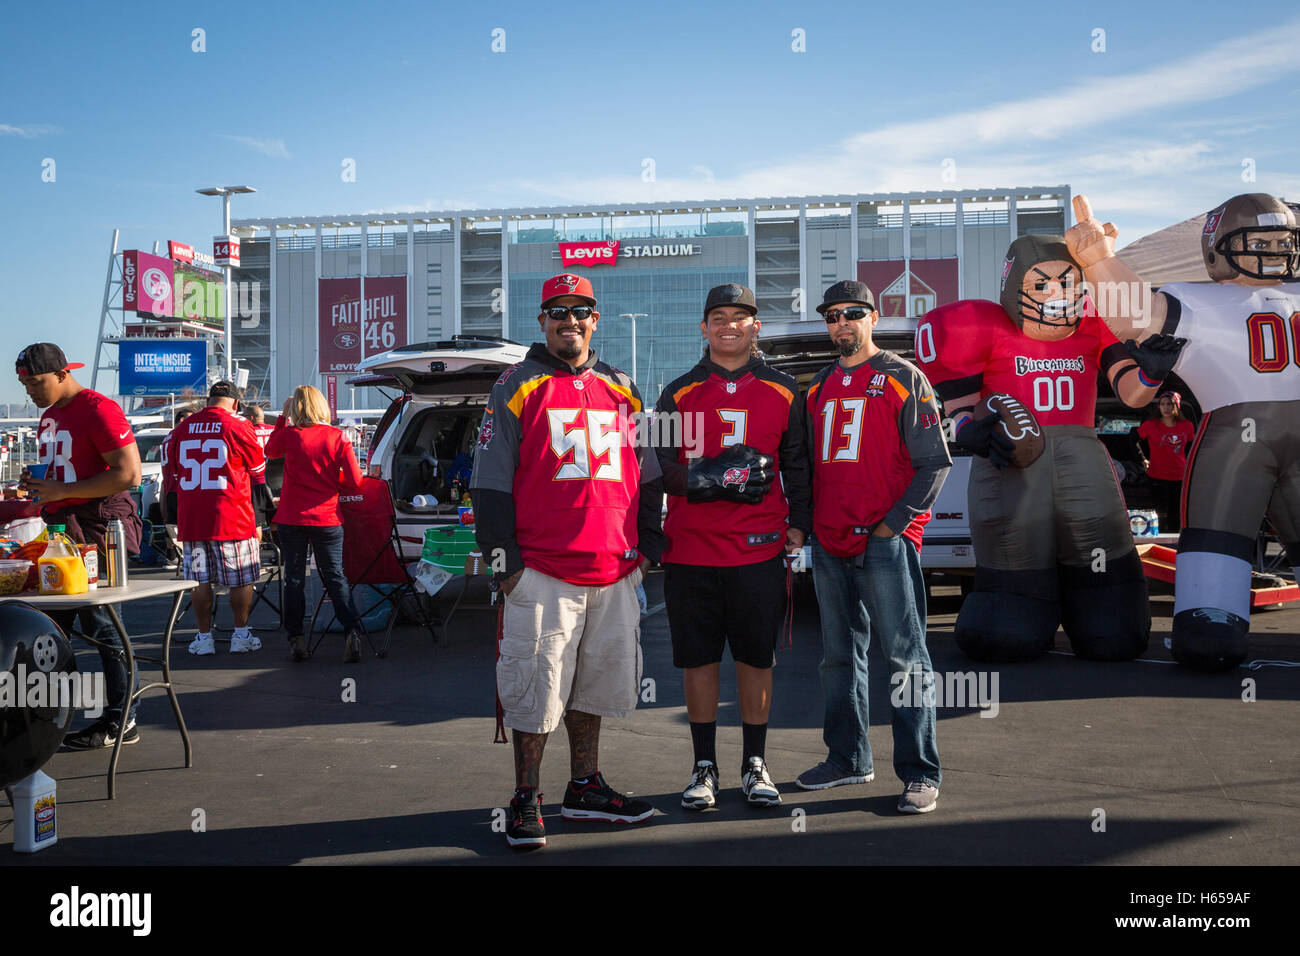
top-left (507, 790), bottom-right (546, 851)
top-left (561, 772), bottom-right (655, 823)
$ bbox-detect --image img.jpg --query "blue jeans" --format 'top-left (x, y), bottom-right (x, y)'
top-left (278, 524), bottom-right (362, 637)
top-left (53, 605), bottom-right (139, 725)
top-left (811, 535), bottom-right (941, 787)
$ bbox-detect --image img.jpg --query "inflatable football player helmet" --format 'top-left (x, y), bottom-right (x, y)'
top-left (1202, 193), bottom-right (1300, 282)
top-left (999, 236), bottom-right (1087, 339)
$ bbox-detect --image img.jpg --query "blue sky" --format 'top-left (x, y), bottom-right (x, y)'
top-left (2, 0), bottom-right (1298, 407)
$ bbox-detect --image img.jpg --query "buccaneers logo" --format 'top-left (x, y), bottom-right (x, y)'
top-left (722, 465), bottom-right (750, 489)
top-left (477, 413), bottom-right (495, 449)
top-left (555, 274), bottom-right (580, 291)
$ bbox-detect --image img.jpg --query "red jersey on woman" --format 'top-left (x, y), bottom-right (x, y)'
top-left (264, 418), bottom-right (364, 526)
top-left (164, 406), bottom-right (267, 541)
top-left (1139, 418), bottom-right (1195, 481)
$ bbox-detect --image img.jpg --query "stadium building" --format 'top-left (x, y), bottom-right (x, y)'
top-left (230, 186), bottom-right (1071, 403)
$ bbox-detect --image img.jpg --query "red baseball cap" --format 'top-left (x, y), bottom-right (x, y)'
top-left (541, 273), bottom-right (596, 309)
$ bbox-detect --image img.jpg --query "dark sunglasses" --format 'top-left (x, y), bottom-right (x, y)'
top-left (544, 305), bottom-right (595, 321)
top-left (823, 307), bottom-right (870, 324)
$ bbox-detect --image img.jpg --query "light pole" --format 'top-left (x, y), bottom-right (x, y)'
top-left (618, 313), bottom-right (647, 384)
top-left (196, 185), bottom-right (256, 380)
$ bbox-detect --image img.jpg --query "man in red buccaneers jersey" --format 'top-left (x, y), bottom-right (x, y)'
top-left (799, 282), bottom-right (950, 815)
top-left (655, 283), bottom-right (811, 811)
top-left (165, 381), bottom-right (268, 656)
top-left (471, 272), bottom-right (665, 852)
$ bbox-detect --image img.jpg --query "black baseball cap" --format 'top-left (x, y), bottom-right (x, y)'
top-left (209, 380), bottom-right (243, 401)
top-left (817, 280), bottom-right (876, 314)
top-left (15, 343), bottom-right (85, 377)
top-left (704, 283), bottom-right (757, 318)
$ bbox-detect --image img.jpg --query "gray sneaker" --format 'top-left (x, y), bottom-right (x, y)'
top-left (741, 757), bottom-right (781, 807)
top-left (795, 761), bottom-right (874, 791)
top-left (897, 780), bottom-right (939, 814)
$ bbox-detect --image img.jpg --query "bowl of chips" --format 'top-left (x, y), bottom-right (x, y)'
top-left (0, 559), bottom-right (33, 595)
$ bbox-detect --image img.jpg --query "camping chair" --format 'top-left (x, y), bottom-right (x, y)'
top-left (247, 525), bottom-right (284, 627)
top-left (307, 476), bottom-right (439, 658)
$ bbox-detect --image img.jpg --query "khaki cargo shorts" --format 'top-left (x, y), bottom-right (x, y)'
top-left (497, 566), bottom-right (644, 735)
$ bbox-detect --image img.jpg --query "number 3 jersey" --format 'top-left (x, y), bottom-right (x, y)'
top-left (164, 406), bottom-right (267, 541)
top-left (471, 344), bottom-right (660, 586)
top-left (917, 299), bottom-right (1125, 427)
top-left (1159, 282), bottom-right (1300, 412)
top-left (654, 356), bottom-right (811, 567)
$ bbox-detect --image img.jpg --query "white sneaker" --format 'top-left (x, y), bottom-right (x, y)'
top-left (741, 756), bottom-right (781, 807)
top-left (681, 760), bottom-right (720, 810)
top-left (188, 634), bottom-right (215, 656)
top-left (229, 632), bottom-right (263, 653)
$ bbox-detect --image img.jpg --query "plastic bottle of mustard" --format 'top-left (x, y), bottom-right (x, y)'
top-left (38, 525), bottom-right (88, 595)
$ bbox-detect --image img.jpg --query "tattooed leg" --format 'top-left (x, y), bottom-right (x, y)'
top-left (564, 710), bottom-right (601, 779)
top-left (513, 731), bottom-right (548, 789)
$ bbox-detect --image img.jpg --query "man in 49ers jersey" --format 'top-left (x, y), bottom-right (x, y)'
top-left (16, 342), bottom-right (143, 750)
top-left (471, 273), bottom-right (665, 851)
top-left (917, 236), bottom-right (1157, 663)
top-left (655, 283), bottom-right (811, 810)
top-left (801, 281), bottom-right (950, 814)
top-left (164, 381), bottom-right (268, 656)
top-left (1070, 193), bottom-right (1300, 671)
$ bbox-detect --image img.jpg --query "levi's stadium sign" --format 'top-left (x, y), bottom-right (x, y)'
top-left (557, 240), bottom-right (700, 266)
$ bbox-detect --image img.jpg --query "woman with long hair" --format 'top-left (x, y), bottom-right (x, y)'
top-left (1136, 390), bottom-right (1195, 534)
top-left (265, 385), bottom-right (366, 662)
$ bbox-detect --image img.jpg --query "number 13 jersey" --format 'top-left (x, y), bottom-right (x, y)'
top-left (164, 405), bottom-right (267, 541)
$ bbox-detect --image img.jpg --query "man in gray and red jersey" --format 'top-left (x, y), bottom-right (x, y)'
top-left (470, 272), bottom-right (664, 851)
top-left (798, 281), bottom-right (950, 814)
top-left (655, 282), bottom-right (811, 811)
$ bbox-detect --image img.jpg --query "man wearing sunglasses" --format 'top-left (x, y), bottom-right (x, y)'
top-left (654, 283), bottom-right (811, 811)
top-left (471, 272), bottom-right (665, 851)
top-left (798, 281), bottom-right (950, 814)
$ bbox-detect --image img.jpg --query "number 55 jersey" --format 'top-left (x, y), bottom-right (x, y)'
top-left (164, 405), bottom-right (267, 542)
top-left (471, 343), bottom-right (662, 586)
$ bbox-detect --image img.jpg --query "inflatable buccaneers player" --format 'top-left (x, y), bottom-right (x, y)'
top-left (917, 236), bottom-right (1160, 661)
top-left (1069, 193), bottom-right (1300, 671)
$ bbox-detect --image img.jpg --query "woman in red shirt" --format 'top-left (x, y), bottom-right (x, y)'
top-left (266, 385), bottom-right (366, 662)
top-left (1137, 390), bottom-right (1196, 533)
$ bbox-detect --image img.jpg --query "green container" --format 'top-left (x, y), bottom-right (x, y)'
top-left (421, 525), bottom-right (480, 575)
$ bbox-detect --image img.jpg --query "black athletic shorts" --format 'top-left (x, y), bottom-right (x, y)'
top-left (664, 555), bottom-right (787, 669)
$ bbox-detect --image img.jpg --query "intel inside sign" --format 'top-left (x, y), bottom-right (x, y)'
top-left (118, 340), bottom-right (208, 396)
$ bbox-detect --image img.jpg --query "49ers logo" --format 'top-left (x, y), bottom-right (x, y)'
top-left (722, 465), bottom-right (751, 489)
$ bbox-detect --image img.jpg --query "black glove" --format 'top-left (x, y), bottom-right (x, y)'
top-left (955, 416), bottom-right (1015, 470)
top-left (1125, 334), bottom-right (1187, 383)
top-left (686, 444), bottom-right (774, 504)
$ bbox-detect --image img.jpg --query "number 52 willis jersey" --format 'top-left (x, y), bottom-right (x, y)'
top-left (471, 344), bottom-right (659, 586)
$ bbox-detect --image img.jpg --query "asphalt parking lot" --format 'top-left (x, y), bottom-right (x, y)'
top-left (5, 567), bottom-right (1299, 867)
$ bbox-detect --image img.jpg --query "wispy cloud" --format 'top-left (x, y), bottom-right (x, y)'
top-left (0, 123), bottom-right (60, 138)
top-left (506, 18), bottom-right (1300, 241)
top-left (219, 134), bottom-right (291, 159)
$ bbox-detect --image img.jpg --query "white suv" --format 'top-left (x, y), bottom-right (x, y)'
top-left (350, 337), bottom-right (530, 553)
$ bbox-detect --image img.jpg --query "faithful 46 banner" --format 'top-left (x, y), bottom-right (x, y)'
top-left (318, 276), bottom-right (407, 373)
